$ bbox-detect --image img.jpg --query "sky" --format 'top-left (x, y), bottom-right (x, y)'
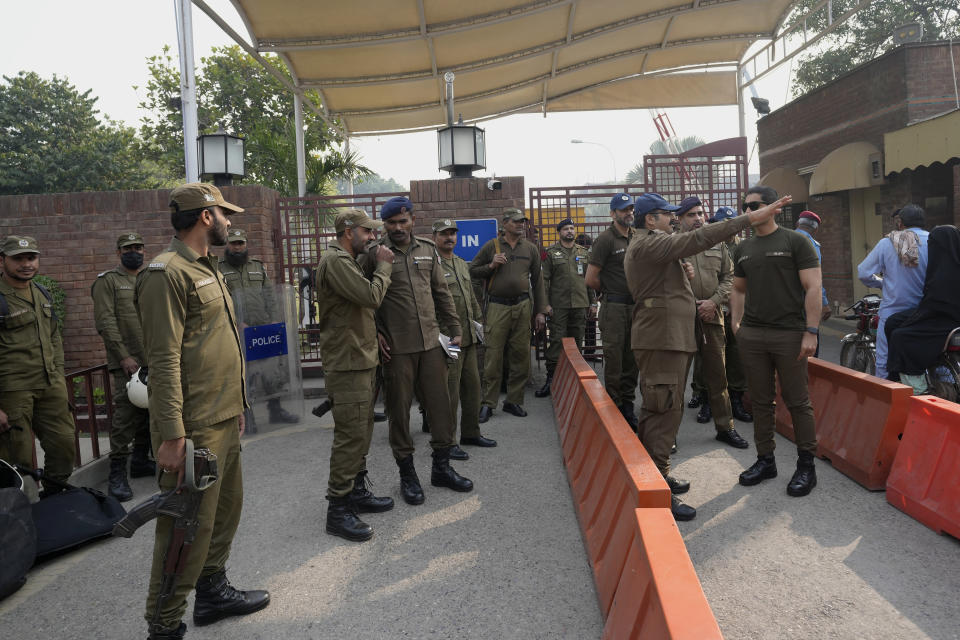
top-left (2, 1), bottom-right (797, 190)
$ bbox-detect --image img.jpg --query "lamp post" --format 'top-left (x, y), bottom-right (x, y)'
top-left (437, 72), bottom-right (487, 178)
top-left (198, 126), bottom-right (245, 187)
top-left (570, 139), bottom-right (616, 184)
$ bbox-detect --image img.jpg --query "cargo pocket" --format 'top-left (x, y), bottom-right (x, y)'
top-left (641, 373), bottom-right (676, 413)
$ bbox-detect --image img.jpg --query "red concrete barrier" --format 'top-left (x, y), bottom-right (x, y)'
top-left (774, 357), bottom-right (913, 490)
top-left (886, 396), bottom-right (960, 538)
top-left (603, 509), bottom-right (723, 640)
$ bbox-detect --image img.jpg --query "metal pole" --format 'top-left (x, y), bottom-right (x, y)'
top-left (174, 0), bottom-right (199, 182)
top-left (344, 137), bottom-right (354, 196)
top-left (294, 93), bottom-right (306, 197)
top-left (737, 66), bottom-right (746, 138)
top-left (445, 72), bottom-right (455, 126)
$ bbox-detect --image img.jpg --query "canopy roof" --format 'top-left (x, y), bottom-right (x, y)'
top-left (224, 0), bottom-right (799, 135)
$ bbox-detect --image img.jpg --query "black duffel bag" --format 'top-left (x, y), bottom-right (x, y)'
top-left (0, 459), bottom-right (36, 601)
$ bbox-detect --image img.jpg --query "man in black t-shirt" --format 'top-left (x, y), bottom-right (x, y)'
top-left (730, 185), bottom-right (823, 498)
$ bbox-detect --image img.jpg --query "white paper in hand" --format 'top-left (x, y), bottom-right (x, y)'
top-left (472, 321), bottom-right (485, 344)
top-left (439, 333), bottom-right (460, 359)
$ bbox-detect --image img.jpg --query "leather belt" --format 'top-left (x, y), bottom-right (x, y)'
top-left (604, 294), bottom-right (634, 305)
top-left (488, 293), bottom-right (530, 306)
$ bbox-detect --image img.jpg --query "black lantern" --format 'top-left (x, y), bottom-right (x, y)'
top-left (198, 126), bottom-right (245, 186)
top-left (438, 123), bottom-right (486, 178)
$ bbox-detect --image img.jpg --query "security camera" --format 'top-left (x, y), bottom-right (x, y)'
top-left (487, 178), bottom-right (502, 191)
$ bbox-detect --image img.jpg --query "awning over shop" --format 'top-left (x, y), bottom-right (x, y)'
top-left (759, 166), bottom-right (809, 202)
top-left (884, 108), bottom-right (960, 174)
top-left (809, 141), bottom-right (880, 196)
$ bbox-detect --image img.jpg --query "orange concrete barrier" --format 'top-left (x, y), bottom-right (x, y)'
top-left (774, 357), bottom-right (913, 490)
top-left (603, 509), bottom-right (723, 640)
top-left (552, 338), bottom-right (599, 441)
top-left (886, 396), bottom-right (960, 538)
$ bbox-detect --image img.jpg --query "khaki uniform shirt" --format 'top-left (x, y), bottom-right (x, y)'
top-left (91, 266), bottom-right (144, 371)
top-left (542, 242), bottom-right (596, 309)
top-left (218, 258), bottom-right (275, 326)
top-left (624, 216), bottom-right (752, 353)
top-left (135, 237), bottom-right (247, 441)
top-left (468, 236), bottom-right (547, 313)
top-left (440, 254), bottom-right (483, 347)
top-left (0, 278), bottom-right (63, 392)
top-left (315, 241), bottom-right (392, 371)
top-left (686, 242), bottom-right (733, 327)
top-left (588, 224), bottom-right (635, 297)
top-left (362, 235), bottom-right (460, 356)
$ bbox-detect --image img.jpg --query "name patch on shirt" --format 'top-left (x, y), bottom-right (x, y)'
top-left (614, 248), bottom-right (625, 255)
top-left (195, 278), bottom-right (215, 288)
top-left (765, 251), bottom-right (792, 258)
top-left (148, 263), bottom-right (167, 270)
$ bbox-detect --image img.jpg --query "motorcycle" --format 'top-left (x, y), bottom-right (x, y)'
top-left (839, 294), bottom-right (881, 375)
top-left (924, 327), bottom-right (960, 403)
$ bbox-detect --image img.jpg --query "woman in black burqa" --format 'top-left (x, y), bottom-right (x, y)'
top-left (885, 225), bottom-right (960, 390)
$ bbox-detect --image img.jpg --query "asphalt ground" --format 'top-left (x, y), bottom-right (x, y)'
top-left (4, 319), bottom-right (959, 639)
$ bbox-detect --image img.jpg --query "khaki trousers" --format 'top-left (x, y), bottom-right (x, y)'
top-left (692, 322), bottom-right (735, 433)
top-left (448, 343), bottom-right (482, 439)
top-left (482, 300), bottom-right (533, 407)
top-left (383, 347), bottom-right (455, 459)
top-left (0, 378), bottom-right (75, 484)
top-left (599, 302), bottom-right (638, 407)
top-left (109, 370), bottom-right (150, 459)
top-left (145, 415), bottom-right (243, 629)
top-left (736, 325), bottom-right (817, 456)
top-left (545, 307), bottom-right (587, 374)
top-left (634, 350), bottom-right (692, 476)
top-left (326, 367), bottom-right (377, 497)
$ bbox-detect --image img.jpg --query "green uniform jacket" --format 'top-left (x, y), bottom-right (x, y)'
top-left (135, 237), bottom-right (247, 441)
top-left (91, 266), bottom-right (144, 371)
top-left (440, 254), bottom-right (482, 347)
top-left (468, 236), bottom-right (547, 314)
top-left (542, 242), bottom-right (596, 309)
top-left (361, 235), bottom-right (460, 356)
top-left (315, 241), bottom-right (392, 371)
top-left (218, 258), bottom-right (275, 326)
top-left (687, 242), bottom-right (733, 327)
top-left (0, 278), bottom-right (63, 392)
top-left (624, 216), bottom-right (752, 353)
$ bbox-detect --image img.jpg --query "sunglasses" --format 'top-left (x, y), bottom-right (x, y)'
top-left (741, 201), bottom-right (764, 212)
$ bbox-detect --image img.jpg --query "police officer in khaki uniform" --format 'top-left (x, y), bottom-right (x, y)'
top-left (674, 198), bottom-right (749, 450)
top-left (586, 194), bottom-right (640, 430)
top-left (91, 232), bottom-right (155, 502)
top-left (0, 236), bottom-right (75, 493)
top-left (469, 208), bottom-right (547, 420)
top-left (136, 183), bottom-right (268, 639)
top-left (219, 228), bottom-right (299, 432)
top-left (433, 219), bottom-right (497, 452)
top-left (315, 210), bottom-right (395, 542)
top-left (536, 218), bottom-right (596, 397)
top-left (362, 196), bottom-right (473, 506)
top-left (624, 192), bottom-right (790, 522)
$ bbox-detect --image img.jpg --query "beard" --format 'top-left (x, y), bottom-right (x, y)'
top-left (351, 232), bottom-right (368, 255)
top-left (209, 217), bottom-right (229, 246)
top-left (225, 249), bottom-right (248, 266)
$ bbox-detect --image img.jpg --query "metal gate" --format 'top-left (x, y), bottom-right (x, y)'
top-left (274, 192), bottom-right (408, 369)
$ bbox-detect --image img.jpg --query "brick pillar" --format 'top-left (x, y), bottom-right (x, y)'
top-left (408, 177), bottom-right (524, 236)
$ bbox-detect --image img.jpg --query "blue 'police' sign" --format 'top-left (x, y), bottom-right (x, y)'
top-left (453, 218), bottom-right (499, 262)
top-left (244, 322), bottom-right (288, 362)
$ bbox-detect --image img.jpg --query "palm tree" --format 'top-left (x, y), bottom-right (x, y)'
top-left (625, 135), bottom-right (706, 184)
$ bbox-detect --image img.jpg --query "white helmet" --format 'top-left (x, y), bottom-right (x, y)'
top-left (127, 367), bottom-right (149, 409)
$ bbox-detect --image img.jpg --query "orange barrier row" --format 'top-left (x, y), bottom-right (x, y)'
top-left (552, 338), bottom-right (722, 638)
top-left (886, 396), bottom-right (960, 539)
top-left (774, 357), bottom-right (913, 490)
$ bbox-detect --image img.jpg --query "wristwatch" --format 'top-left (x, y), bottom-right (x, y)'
top-left (805, 326), bottom-right (819, 335)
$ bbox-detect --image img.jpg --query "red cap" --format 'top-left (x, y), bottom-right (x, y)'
top-left (798, 210), bottom-right (821, 224)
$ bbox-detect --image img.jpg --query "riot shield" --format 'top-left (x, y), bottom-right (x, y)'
top-left (231, 283), bottom-right (305, 433)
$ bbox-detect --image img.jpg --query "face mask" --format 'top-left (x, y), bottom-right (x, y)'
top-left (225, 250), bottom-right (248, 266)
top-left (121, 252), bottom-right (144, 269)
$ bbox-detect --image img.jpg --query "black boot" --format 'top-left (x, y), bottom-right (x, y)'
top-left (787, 451), bottom-right (818, 497)
top-left (243, 408), bottom-right (258, 435)
top-left (730, 391), bottom-right (753, 422)
top-left (130, 443), bottom-right (156, 478)
top-left (350, 470), bottom-right (394, 513)
top-left (193, 570), bottom-right (270, 626)
top-left (696, 396), bottom-right (712, 424)
top-left (431, 447), bottom-right (474, 492)
top-left (108, 457), bottom-right (133, 502)
top-left (326, 494), bottom-right (374, 541)
top-left (739, 454), bottom-right (778, 486)
top-left (397, 455), bottom-right (425, 505)
top-left (268, 399), bottom-right (300, 424)
top-left (687, 390), bottom-right (703, 408)
top-left (671, 495), bottom-right (696, 521)
top-left (147, 622), bottom-right (186, 639)
top-left (535, 372), bottom-right (553, 398)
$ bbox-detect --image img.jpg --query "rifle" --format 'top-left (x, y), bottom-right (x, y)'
top-left (481, 236), bottom-right (502, 320)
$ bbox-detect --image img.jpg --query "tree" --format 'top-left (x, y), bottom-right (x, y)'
top-left (336, 173), bottom-right (407, 195)
top-left (788, 0), bottom-right (960, 96)
top-left (0, 72), bottom-right (161, 195)
top-left (624, 135), bottom-right (706, 184)
top-left (139, 45), bottom-right (370, 195)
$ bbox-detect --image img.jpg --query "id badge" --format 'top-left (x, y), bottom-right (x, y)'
top-left (576, 256), bottom-right (584, 275)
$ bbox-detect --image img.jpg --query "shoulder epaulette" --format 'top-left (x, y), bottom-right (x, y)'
top-left (416, 235), bottom-right (436, 246)
top-left (97, 270), bottom-right (110, 278)
top-left (147, 252), bottom-right (176, 271)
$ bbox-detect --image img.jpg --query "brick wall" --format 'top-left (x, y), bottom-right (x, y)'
top-left (809, 193), bottom-right (853, 304)
top-left (905, 42), bottom-right (960, 123)
top-left (0, 185), bottom-right (281, 371)
top-left (408, 176), bottom-right (525, 236)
